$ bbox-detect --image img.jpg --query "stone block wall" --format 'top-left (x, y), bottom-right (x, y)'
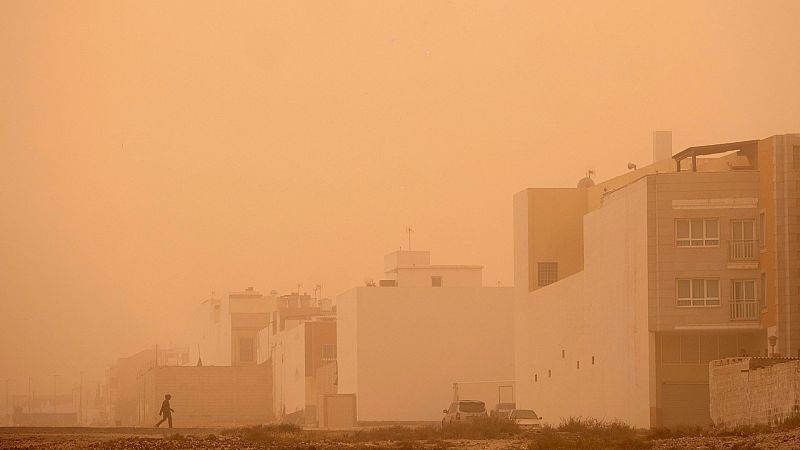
top-left (710, 357), bottom-right (800, 427)
top-left (139, 363), bottom-right (273, 427)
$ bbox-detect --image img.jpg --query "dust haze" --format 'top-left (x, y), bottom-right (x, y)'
top-left (1, 0), bottom-right (799, 417)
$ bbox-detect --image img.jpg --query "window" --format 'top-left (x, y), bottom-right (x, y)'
top-left (759, 212), bottom-right (766, 249)
top-left (732, 280), bottom-right (756, 302)
top-left (431, 276), bottom-right (442, 287)
top-left (681, 335), bottom-right (700, 363)
top-left (538, 262), bottom-right (558, 287)
top-left (322, 344), bottom-right (337, 361)
top-left (661, 335), bottom-right (706, 364)
top-left (677, 279), bottom-right (720, 306)
top-left (239, 338), bottom-right (254, 363)
top-left (731, 280), bottom-right (758, 320)
top-left (661, 335), bottom-right (681, 363)
top-left (731, 219), bottom-right (755, 242)
top-left (699, 335), bottom-right (718, 363)
top-left (675, 218), bottom-right (719, 247)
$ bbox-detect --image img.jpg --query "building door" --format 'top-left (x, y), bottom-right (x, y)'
top-left (661, 383), bottom-right (711, 427)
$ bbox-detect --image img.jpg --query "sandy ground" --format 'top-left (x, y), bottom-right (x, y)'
top-left (5, 427), bottom-right (800, 449)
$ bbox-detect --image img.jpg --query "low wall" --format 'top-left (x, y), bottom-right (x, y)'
top-left (710, 357), bottom-right (800, 427)
top-left (139, 363), bottom-right (273, 427)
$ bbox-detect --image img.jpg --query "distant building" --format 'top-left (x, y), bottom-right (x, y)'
top-left (258, 317), bottom-right (337, 425)
top-left (513, 133), bottom-right (800, 428)
top-left (193, 287), bottom-right (272, 366)
top-left (337, 250), bottom-right (514, 422)
top-left (106, 346), bottom-right (190, 426)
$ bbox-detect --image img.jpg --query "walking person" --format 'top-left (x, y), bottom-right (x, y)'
top-left (154, 394), bottom-right (175, 428)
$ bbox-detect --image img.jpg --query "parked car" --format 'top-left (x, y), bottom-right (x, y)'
top-left (442, 400), bottom-right (488, 425)
top-left (509, 409), bottom-right (542, 429)
top-left (491, 402), bottom-right (516, 419)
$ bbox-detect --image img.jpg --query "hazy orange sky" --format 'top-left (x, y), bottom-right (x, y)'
top-left (1, 0), bottom-right (799, 393)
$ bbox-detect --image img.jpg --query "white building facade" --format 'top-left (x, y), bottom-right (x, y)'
top-left (337, 251), bottom-right (514, 422)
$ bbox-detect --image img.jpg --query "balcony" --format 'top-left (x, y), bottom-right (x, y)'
top-left (728, 240), bottom-right (759, 269)
top-left (730, 300), bottom-right (759, 321)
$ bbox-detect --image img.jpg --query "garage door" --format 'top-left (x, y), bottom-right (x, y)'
top-left (662, 384), bottom-right (711, 428)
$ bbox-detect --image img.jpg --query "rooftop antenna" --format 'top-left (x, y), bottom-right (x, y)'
top-left (587, 169), bottom-right (595, 179)
top-left (314, 284), bottom-right (322, 301)
top-left (406, 227), bottom-right (414, 250)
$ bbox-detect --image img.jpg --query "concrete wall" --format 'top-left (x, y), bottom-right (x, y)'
top-left (514, 177), bottom-right (652, 428)
top-left (520, 188), bottom-right (588, 292)
top-left (139, 364), bottom-right (273, 427)
top-left (393, 266), bottom-right (482, 287)
top-left (271, 324), bottom-right (307, 420)
top-left (336, 286), bottom-right (514, 422)
top-left (767, 134), bottom-right (800, 355)
top-left (710, 357), bottom-right (800, 427)
top-left (265, 320), bottom-right (337, 424)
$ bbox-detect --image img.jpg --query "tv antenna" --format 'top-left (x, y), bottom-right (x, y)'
top-left (405, 227), bottom-right (414, 250)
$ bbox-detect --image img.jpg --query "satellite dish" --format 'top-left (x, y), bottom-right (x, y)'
top-left (627, 162), bottom-right (637, 170)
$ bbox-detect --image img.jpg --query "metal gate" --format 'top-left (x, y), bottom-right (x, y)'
top-left (661, 383), bottom-right (711, 428)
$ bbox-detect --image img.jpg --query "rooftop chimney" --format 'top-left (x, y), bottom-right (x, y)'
top-left (653, 131), bottom-right (672, 163)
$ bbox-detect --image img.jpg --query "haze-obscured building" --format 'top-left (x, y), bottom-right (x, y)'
top-left (337, 250), bottom-right (514, 422)
top-left (514, 132), bottom-right (800, 428)
top-left (258, 316), bottom-right (337, 425)
top-left (107, 345), bottom-right (190, 426)
top-left (193, 288), bottom-right (273, 367)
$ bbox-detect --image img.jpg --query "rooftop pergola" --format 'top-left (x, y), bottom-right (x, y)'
top-left (673, 140), bottom-right (759, 172)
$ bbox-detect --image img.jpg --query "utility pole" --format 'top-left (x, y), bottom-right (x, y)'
top-left (79, 371), bottom-right (84, 425)
top-left (406, 227), bottom-right (413, 250)
top-left (53, 374), bottom-right (57, 412)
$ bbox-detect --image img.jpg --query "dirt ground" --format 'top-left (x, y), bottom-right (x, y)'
top-left (5, 427), bottom-right (800, 449)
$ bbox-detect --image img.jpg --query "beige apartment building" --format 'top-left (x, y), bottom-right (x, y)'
top-left (514, 133), bottom-right (800, 428)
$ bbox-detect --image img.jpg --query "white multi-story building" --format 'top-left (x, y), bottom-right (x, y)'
top-left (337, 250), bottom-right (514, 422)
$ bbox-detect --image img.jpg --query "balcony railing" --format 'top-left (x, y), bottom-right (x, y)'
top-left (729, 240), bottom-right (758, 261)
top-left (730, 300), bottom-right (759, 320)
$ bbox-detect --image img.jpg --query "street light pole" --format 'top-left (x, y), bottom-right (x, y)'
top-left (79, 372), bottom-right (84, 425)
top-left (53, 374), bottom-right (57, 412)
